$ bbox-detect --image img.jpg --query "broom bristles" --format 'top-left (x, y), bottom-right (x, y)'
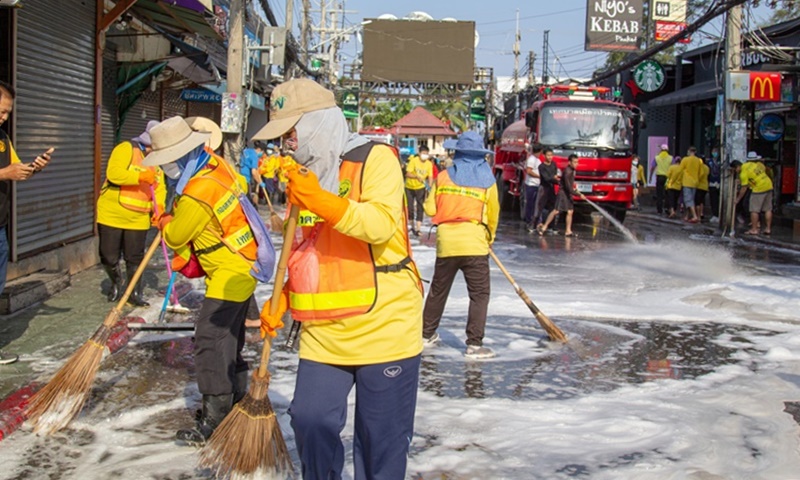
top-left (536, 312), bottom-right (568, 342)
top-left (25, 323), bottom-right (113, 434)
top-left (200, 372), bottom-right (293, 478)
top-left (270, 212), bottom-right (283, 233)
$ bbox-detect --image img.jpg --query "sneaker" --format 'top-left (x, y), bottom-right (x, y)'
top-left (423, 332), bottom-right (440, 347)
top-left (526, 224), bottom-right (535, 233)
top-left (0, 352), bottom-right (19, 365)
top-left (464, 345), bottom-right (495, 359)
top-left (709, 216), bottom-right (719, 223)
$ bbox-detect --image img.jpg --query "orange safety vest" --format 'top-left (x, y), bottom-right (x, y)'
top-left (431, 170), bottom-right (488, 226)
top-left (105, 142), bottom-right (158, 213)
top-left (288, 142), bottom-right (417, 321)
top-left (172, 154), bottom-right (257, 271)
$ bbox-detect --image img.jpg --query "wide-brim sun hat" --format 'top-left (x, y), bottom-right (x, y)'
top-left (185, 116), bottom-right (222, 151)
top-left (132, 120), bottom-right (160, 146)
top-left (452, 131), bottom-right (494, 155)
top-left (253, 78), bottom-right (337, 140)
top-left (142, 116), bottom-right (211, 167)
top-left (746, 151), bottom-right (762, 161)
top-left (443, 138), bottom-right (457, 150)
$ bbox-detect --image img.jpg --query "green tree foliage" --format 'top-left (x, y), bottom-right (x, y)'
top-left (360, 99), bottom-right (413, 128)
top-left (761, 0), bottom-right (800, 22)
top-left (425, 100), bottom-right (469, 133)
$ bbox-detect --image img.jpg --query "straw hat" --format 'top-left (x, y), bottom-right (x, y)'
top-left (253, 78), bottom-right (336, 140)
top-left (142, 116), bottom-right (210, 167)
top-left (131, 120), bottom-right (160, 147)
top-left (185, 116), bottom-right (222, 151)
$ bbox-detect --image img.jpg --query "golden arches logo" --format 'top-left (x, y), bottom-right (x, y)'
top-left (750, 76), bottom-right (776, 100)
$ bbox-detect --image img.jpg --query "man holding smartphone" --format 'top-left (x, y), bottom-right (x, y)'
top-left (0, 80), bottom-right (52, 365)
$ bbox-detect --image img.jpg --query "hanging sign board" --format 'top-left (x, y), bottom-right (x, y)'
top-left (584, 0), bottom-right (644, 52)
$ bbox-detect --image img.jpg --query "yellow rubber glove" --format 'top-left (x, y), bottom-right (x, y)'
top-left (285, 167), bottom-right (349, 225)
top-left (139, 169), bottom-right (156, 185)
top-left (260, 287), bottom-right (289, 339)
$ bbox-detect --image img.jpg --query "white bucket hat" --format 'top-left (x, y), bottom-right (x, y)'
top-left (185, 116), bottom-right (223, 151)
top-left (142, 116), bottom-right (211, 167)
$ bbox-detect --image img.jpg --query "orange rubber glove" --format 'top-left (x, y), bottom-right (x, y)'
top-left (260, 287), bottom-right (289, 339)
top-left (157, 213), bottom-right (173, 231)
top-left (285, 167), bottom-right (349, 225)
top-left (139, 169), bottom-right (156, 185)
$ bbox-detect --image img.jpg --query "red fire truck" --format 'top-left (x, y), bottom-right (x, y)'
top-left (494, 85), bottom-right (643, 222)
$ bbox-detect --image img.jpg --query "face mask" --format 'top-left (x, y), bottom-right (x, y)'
top-left (712, 152), bottom-right (719, 158)
top-left (632, 161), bottom-right (638, 166)
top-left (421, 154), bottom-right (430, 160)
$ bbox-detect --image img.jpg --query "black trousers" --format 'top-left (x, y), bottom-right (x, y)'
top-left (97, 224), bottom-right (147, 268)
top-left (195, 297), bottom-right (250, 395)
top-left (709, 186), bottom-right (720, 218)
top-left (655, 175), bottom-right (667, 213)
top-left (422, 255), bottom-right (490, 346)
top-left (405, 188), bottom-right (426, 223)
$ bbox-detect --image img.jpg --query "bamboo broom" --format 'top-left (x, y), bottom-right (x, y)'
top-left (199, 204), bottom-right (298, 478)
top-left (489, 249), bottom-right (568, 342)
top-left (25, 233), bottom-right (163, 434)
top-left (260, 184), bottom-right (284, 232)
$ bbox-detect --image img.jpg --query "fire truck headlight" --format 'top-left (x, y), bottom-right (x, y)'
top-left (607, 171), bottom-right (628, 179)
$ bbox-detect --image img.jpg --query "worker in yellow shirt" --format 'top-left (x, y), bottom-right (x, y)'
top-left (405, 145), bottom-right (434, 236)
top-left (733, 152), bottom-right (774, 235)
top-left (666, 156), bottom-right (683, 219)
top-left (422, 131), bottom-right (500, 359)
top-left (678, 146), bottom-right (704, 223)
top-left (696, 159), bottom-right (710, 221)
top-left (144, 117), bottom-right (258, 446)
top-left (257, 142), bottom-right (281, 203)
top-left (96, 120), bottom-right (165, 306)
top-left (254, 78), bottom-right (423, 479)
top-left (652, 144), bottom-right (672, 214)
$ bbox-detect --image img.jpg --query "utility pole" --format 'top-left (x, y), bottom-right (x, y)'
top-left (301, 0), bottom-right (311, 67)
top-left (527, 51), bottom-right (535, 86)
top-left (223, 0), bottom-right (244, 166)
top-left (319, 0), bottom-right (327, 84)
top-left (512, 9), bottom-right (520, 93)
top-left (721, 4), bottom-right (743, 233)
top-left (285, 0), bottom-right (295, 80)
top-left (542, 30), bottom-right (550, 85)
top-left (329, 6), bottom-right (338, 86)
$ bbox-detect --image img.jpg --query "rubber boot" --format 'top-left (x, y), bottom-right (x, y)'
top-left (176, 394), bottom-right (233, 446)
top-left (103, 264), bottom-right (123, 302)
top-left (233, 370), bottom-right (249, 404)
top-left (126, 263), bottom-right (150, 307)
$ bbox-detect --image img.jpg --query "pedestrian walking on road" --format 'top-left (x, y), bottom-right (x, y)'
top-left (652, 144), bottom-right (672, 214)
top-left (422, 131), bottom-right (500, 359)
top-left (538, 154), bottom-right (586, 237)
top-left (144, 117), bottom-right (257, 446)
top-left (666, 156), bottom-right (683, 219)
top-left (253, 78), bottom-right (424, 480)
top-left (524, 144), bottom-right (542, 231)
top-left (535, 148), bottom-right (559, 232)
top-left (631, 154), bottom-right (644, 210)
top-left (708, 147), bottom-right (721, 223)
top-left (96, 120), bottom-right (165, 307)
top-left (0, 80), bottom-right (52, 365)
top-left (679, 147), bottom-right (703, 223)
top-left (405, 144), bottom-right (434, 236)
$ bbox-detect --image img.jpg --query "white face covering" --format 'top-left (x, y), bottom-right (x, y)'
top-left (293, 107), bottom-right (351, 193)
top-left (421, 153), bottom-right (430, 160)
top-left (632, 160), bottom-right (639, 166)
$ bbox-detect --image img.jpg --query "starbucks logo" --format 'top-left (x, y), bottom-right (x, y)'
top-left (633, 60), bottom-right (665, 93)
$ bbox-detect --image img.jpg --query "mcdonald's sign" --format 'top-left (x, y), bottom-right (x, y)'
top-left (749, 72), bottom-right (781, 102)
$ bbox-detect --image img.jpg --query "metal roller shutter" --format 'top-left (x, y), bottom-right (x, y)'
top-left (187, 101), bottom-right (220, 124)
top-left (119, 88), bottom-right (159, 143)
top-left (162, 88), bottom-right (187, 119)
top-left (13, 0), bottom-right (96, 258)
top-left (102, 46), bottom-right (118, 175)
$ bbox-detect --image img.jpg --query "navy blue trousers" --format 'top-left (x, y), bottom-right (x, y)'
top-left (289, 355), bottom-right (421, 480)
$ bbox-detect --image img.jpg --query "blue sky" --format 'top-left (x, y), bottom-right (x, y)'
top-left (265, 1), bottom-right (778, 81)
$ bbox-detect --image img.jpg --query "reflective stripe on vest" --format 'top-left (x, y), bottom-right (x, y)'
top-left (431, 170), bottom-right (487, 225)
top-left (116, 144), bottom-right (156, 213)
top-left (182, 155), bottom-right (258, 261)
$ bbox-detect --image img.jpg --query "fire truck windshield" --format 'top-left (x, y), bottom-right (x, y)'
top-left (539, 104), bottom-right (631, 150)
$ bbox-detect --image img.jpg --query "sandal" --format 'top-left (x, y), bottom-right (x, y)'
top-left (762, 230), bottom-right (771, 236)
top-left (743, 230), bottom-right (759, 236)
top-left (564, 232), bottom-right (577, 238)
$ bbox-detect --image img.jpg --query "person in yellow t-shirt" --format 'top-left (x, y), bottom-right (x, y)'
top-left (666, 156), bottom-right (683, 219)
top-left (404, 145), bottom-right (434, 236)
top-left (652, 144), bottom-right (672, 214)
top-left (734, 152), bottom-right (774, 235)
top-left (678, 147), bottom-right (703, 223)
top-left (422, 131), bottom-right (500, 358)
top-left (145, 117), bottom-right (257, 446)
top-left (257, 142), bottom-right (281, 203)
top-left (695, 159), bottom-right (710, 221)
top-left (253, 78), bottom-right (423, 480)
top-left (97, 120), bottom-right (165, 306)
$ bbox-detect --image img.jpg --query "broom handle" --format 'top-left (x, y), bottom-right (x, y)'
top-left (104, 232), bottom-right (162, 327)
top-left (151, 185), bottom-right (181, 306)
top-left (257, 204), bottom-right (300, 377)
top-left (489, 248), bottom-right (567, 342)
top-left (259, 184), bottom-right (276, 214)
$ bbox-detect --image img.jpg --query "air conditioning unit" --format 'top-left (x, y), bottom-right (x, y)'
top-left (0, 0), bottom-right (21, 7)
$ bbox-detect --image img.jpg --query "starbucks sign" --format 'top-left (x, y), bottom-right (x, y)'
top-left (633, 60), bottom-right (665, 92)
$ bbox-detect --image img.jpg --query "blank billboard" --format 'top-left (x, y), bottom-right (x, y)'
top-left (361, 19), bottom-right (475, 84)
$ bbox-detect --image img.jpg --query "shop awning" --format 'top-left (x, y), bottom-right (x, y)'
top-left (647, 81), bottom-right (721, 107)
top-left (131, 0), bottom-right (221, 39)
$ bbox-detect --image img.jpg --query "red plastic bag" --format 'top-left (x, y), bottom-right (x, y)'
top-left (288, 225), bottom-right (320, 293)
top-left (178, 244), bottom-right (207, 279)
